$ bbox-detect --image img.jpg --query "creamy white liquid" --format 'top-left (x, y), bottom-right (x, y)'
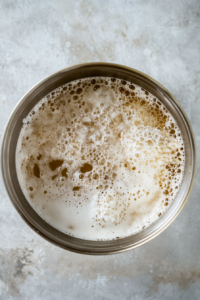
top-left (16, 77), bottom-right (184, 240)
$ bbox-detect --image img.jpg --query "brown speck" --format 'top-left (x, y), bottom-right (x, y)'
top-left (49, 160), bottom-right (63, 171)
top-left (80, 163), bottom-right (93, 173)
top-left (73, 186), bottom-right (81, 191)
top-left (61, 168), bottom-right (68, 178)
top-left (33, 163), bottom-right (40, 178)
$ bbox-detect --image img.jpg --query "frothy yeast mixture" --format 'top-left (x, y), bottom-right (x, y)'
top-left (16, 77), bottom-right (185, 240)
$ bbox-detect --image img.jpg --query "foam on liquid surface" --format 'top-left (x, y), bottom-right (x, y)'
top-left (16, 77), bottom-right (185, 240)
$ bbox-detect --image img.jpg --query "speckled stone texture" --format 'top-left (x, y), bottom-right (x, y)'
top-left (0, 0), bottom-right (200, 299)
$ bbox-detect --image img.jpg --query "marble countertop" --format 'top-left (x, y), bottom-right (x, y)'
top-left (0, 1), bottom-right (200, 299)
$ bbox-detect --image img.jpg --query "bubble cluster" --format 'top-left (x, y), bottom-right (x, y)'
top-left (16, 77), bottom-right (185, 240)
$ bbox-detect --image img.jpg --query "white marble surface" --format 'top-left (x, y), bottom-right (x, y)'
top-left (0, 0), bottom-right (200, 299)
